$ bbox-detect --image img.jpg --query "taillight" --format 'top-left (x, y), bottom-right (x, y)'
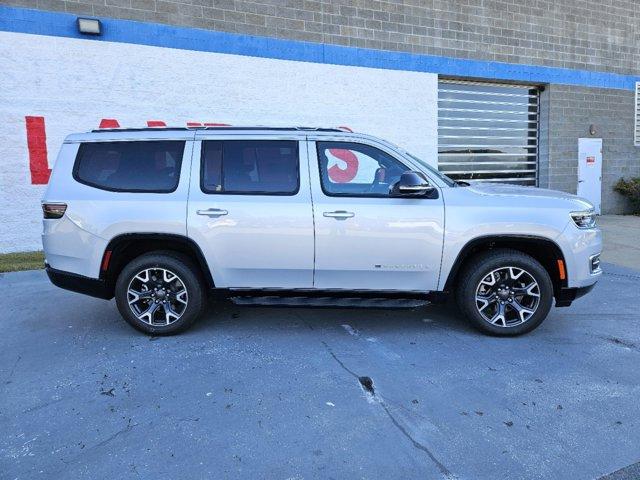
top-left (42, 203), bottom-right (67, 219)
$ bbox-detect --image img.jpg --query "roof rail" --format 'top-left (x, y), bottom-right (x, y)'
top-left (90, 125), bottom-right (350, 133)
top-left (90, 126), bottom-right (195, 133)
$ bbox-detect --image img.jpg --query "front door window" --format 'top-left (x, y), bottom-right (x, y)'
top-left (316, 141), bottom-right (410, 197)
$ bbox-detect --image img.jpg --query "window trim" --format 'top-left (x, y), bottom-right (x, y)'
top-left (72, 140), bottom-right (186, 194)
top-left (315, 140), bottom-right (435, 199)
top-left (199, 139), bottom-right (301, 197)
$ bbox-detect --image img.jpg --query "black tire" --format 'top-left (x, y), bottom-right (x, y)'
top-left (455, 249), bottom-right (553, 336)
top-left (115, 251), bottom-right (206, 335)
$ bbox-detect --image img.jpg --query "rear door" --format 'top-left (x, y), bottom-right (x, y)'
top-left (187, 134), bottom-right (314, 288)
top-left (44, 133), bottom-right (194, 278)
top-left (308, 137), bottom-right (445, 292)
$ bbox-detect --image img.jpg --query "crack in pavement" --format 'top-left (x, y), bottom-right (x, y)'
top-left (598, 335), bottom-right (639, 352)
top-left (49, 419), bottom-right (141, 476)
top-left (93, 419), bottom-right (139, 450)
top-left (22, 396), bottom-right (64, 414)
top-left (5, 354), bottom-right (21, 384)
top-left (321, 341), bottom-right (456, 479)
top-left (603, 271), bottom-right (640, 280)
top-left (378, 401), bottom-right (455, 479)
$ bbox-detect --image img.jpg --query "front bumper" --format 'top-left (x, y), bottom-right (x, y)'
top-left (46, 265), bottom-right (113, 300)
top-left (556, 223), bottom-right (602, 288)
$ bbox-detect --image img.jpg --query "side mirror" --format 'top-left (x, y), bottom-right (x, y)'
top-left (390, 171), bottom-right (435, 197)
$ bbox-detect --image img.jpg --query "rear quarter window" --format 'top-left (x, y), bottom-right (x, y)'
top-left (73, 141), bottom-right (185, 193)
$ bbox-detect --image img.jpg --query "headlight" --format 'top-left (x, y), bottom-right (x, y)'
top-left (570, 209), bottom-right (597, 229)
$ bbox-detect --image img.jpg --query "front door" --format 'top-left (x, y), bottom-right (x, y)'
top-left (577, 138), bottom-right (602, 214)
top-left (308, 139), bottom-right (445, 292)
top-left (187, 136), bottom-right (314, 288)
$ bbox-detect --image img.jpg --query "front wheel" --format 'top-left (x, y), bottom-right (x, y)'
top-left (456, 249), bottom-right (553, 336)
top-left (115, 251), bottom-right (206, 335)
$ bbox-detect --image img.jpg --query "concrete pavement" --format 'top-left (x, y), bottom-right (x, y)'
top-left (598, 215), bottom-right (640, 270)
top-left (1, 263), bottom-right (639, 479)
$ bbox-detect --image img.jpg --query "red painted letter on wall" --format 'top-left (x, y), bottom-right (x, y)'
top-left (328, 149), bottom-right (359, 183)
top-left (99, 118), bottom-right (120, 128)
top-left (25, 116), bottom-right (51, 185)
top-left (147, 120), bottom-right (167, 127)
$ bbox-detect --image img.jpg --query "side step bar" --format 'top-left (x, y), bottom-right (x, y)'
top-left (230, 295), bottom-right (429, 309)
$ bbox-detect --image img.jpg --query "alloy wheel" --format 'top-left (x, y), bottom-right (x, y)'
top-left (127, 268), bottom-right (188, 326)
top-left (474, 266), bottom-right (541, 327)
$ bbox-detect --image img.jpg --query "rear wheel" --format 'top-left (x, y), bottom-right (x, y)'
top-left (115, 252), bottom-right (206, 335)
top-left (456, 249), bottom-right (553, 336)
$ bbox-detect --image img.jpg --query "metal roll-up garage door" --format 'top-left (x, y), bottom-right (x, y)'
top-left (438, 80), bottom-right (540, 185)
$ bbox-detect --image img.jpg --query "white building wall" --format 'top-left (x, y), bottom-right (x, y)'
top-left (0, 31), bottom-right (438, 253)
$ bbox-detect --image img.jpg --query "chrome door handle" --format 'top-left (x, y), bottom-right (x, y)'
top-left (197, 208), bottom-right (228, 217)
top-left (323, 210), bottom-right (355, 219)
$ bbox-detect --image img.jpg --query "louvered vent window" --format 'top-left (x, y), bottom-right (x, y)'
top-left (634, 82), bottom-right (639, 146)
top-left (438, 80), bottom-right (540, 185)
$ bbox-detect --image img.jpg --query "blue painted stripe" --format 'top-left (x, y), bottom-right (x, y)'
top-left (1, 5), bottom-right (638, 91)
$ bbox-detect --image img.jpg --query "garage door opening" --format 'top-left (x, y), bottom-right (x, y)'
top-left (438, 80), bottom-right (540, 185)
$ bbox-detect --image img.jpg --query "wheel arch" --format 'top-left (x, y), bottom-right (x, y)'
top-left (99, 233), bottom-right (214, 296)
top-left (443, 235), bottom-right (568, 300)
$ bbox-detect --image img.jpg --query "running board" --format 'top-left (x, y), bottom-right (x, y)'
top-left (229, 295), bottom-right (429, 309)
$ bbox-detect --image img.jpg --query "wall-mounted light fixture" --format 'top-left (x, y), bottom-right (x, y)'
top-left (588, 124), bottom-right (597, 136)
top-left (77, 17), bottom-right (101, 35)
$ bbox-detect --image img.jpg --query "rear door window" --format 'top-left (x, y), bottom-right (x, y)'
top-left (201, 140), bottom-right (299, 195)
top-left (73, 141), bottom-right (185, 192)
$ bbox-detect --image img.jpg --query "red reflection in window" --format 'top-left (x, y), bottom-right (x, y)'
top-left (328, 149), bottom-right (359, 183)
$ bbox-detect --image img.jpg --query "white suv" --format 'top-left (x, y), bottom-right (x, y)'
top-left (42, 126), bottom-right (602, 336)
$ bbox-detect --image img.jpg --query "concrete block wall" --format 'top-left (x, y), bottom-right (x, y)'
top-left (541, 85), bottom-right (640, 214)
top-left (2, 0), bottom-right (638, 76)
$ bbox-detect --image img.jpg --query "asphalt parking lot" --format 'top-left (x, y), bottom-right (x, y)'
top-left (1, 263), bottom-right (639, 480)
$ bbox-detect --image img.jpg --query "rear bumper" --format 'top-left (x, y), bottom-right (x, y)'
top-left (46, 266), bottom-right (113, 300)
top-left (555, 283), bottom-right (596, 307)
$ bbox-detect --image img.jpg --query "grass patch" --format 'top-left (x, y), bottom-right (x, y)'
top-left (0, 251), bottom-right (45, 273)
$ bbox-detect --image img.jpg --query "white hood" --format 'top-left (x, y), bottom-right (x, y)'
top-left (465, 182), bottom-right (594, 210)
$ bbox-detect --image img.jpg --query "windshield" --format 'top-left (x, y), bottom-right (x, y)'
top-left (404, 151), bottom-right (457, 187)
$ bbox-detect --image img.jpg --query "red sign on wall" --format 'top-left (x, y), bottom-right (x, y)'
top-left (25, 116), bottom-right (51, 185)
